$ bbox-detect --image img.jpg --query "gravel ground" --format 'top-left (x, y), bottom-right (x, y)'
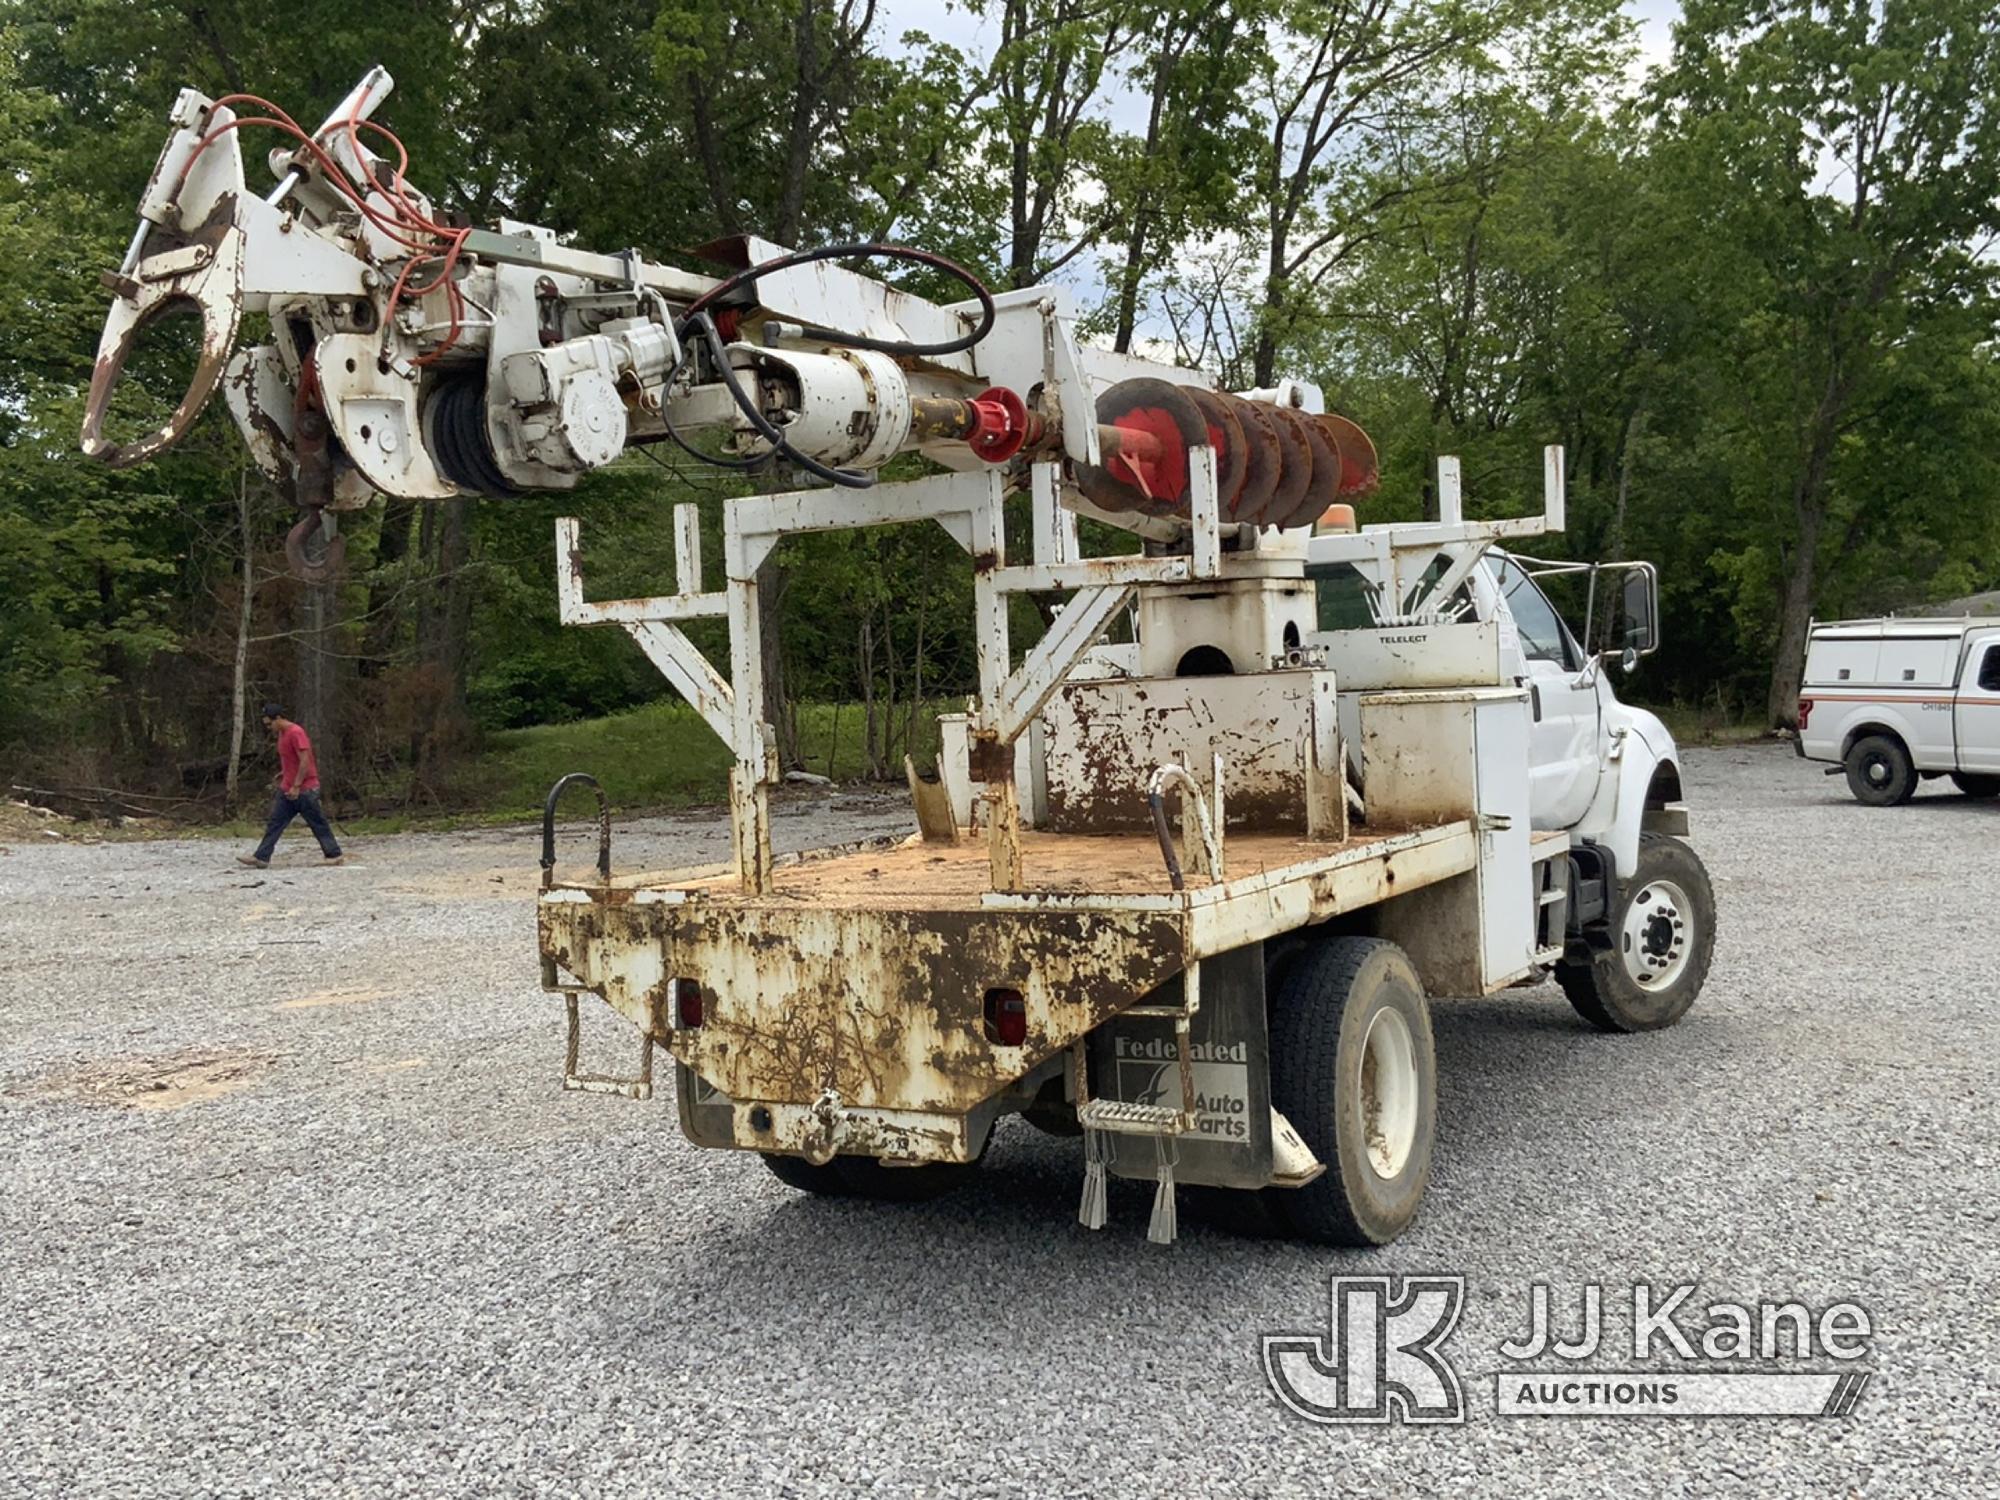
top-left (2, 747), bottom-right (1993, 1498)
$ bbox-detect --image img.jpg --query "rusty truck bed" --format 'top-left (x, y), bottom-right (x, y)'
top-left (536, 819), bottom-right (1481, 1160)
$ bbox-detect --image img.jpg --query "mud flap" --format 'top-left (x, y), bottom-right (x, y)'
top-left (1088, 943), bottom-right (1274, 1188)
top-left (678, 1065), bottom-right (736, 1147)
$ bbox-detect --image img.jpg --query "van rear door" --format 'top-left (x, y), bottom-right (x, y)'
top-left (1955, 635), bottom-right (2000, 773)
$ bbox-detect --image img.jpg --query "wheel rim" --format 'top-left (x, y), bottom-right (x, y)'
top-left (1863, 754), bottom-right (1891, 787)
top-left (1359, 1007), bottom-right (1419, 1180)
top-left (1621, 877), bottom-right (1693, 988)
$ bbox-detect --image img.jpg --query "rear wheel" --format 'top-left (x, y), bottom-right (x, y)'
top-left (762, 1151), bottom-right (979, 1201)
top-left (832, 1155), bottom-right (979, 1201)
top-left (1950, 772), bottom-right (2000, 798)
top-left (1845, 735), bottom-right (1916, 806)
top-left (1266, 936), bottom-right (1436, 1246)
top-left (761, 1153), bottom-right (849, 1196)
top-left (1557, 834), bottom-right (1715, 1033)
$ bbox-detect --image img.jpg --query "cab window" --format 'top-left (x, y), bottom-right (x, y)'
top-left (1306, 555), bottom-right (1473, 632)
top-left (1979, 644), bottom-right (2000, 692)
top-left (1493, 556), bottom-right (1579, 669)
top-left (1306, 561), bottom-right (1376, 631)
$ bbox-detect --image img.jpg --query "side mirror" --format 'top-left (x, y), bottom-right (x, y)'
top-left (1617, 566), bottom-right (1658, 656)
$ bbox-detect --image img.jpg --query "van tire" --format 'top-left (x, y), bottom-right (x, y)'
top-left (1950, 772), bottom-right (2000, 798)
top-left (1557, 834), bottom-right (1715, 1032)
top-left (1266, 936), bottom-right (1436, 1246)
top-left (1845, 735), bottom-right (1916, 806)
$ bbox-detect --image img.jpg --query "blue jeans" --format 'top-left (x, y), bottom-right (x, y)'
top-left (255, 788), bottom-right (342, 861)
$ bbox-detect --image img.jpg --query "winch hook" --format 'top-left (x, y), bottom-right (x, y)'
top-left (284, 506), bottom-right (346, 585)
top-left (282, 358), bottom-right (346, 584)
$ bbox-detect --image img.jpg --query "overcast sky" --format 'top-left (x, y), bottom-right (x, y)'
top-left (866, 0), bottom-right (1692, 347)
top-left (875, 0), bottom-right (1687, 103)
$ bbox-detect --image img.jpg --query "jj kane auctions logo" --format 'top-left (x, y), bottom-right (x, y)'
top-left (1264, 1277), bottom-right (1875, 1423)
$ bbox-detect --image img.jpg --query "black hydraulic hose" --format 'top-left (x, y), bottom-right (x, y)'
top-left (1148, 789), bottom-right (1186, 892)
top-left (684, 241), bottom-right (997, 357)
top-left (681, 310), bottom-right (874, 489)
top-left (656, 240), bottom-right (998, 488)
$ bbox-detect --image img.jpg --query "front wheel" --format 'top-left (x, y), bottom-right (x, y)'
top-left (1266, 936), bottom-right (1437, 1246)
top-left (1950, 772), bottom-right (2000, 798)
top-left (1557, 833), bottom-right (1715, 1033)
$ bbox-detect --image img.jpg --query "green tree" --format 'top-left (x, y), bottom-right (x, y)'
top-left (1655, 0), bottom-right (2000, 726)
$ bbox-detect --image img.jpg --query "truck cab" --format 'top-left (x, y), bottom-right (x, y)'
top-left (1798, 619), bottom-right (2000, 804)
top-left (1302, 542), bottom-right (1688, 873)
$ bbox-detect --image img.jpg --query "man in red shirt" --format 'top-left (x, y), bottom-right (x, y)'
top-left (238, 703), bottom-right (344, 867)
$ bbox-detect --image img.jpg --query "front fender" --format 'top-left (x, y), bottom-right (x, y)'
top-left (1578, 703), bottom-right (1683, 875)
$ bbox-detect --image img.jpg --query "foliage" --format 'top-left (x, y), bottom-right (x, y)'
top-left (1, 0), bottom-right (1997, 811)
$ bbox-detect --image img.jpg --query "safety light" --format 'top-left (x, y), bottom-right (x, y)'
top-left (983, 988), bottom-right (1027, 1047)
top-left (672, 977), bottom-right (704, 1029)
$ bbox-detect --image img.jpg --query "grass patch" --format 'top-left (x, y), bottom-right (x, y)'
top-left (1647, 701), bottom-right (1773, 746)
top-left (458, 698), bottom-right (952, 814)
top-left (193, 698), bottom-right (960, 839)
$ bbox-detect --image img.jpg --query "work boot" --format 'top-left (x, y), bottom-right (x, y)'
top-left (323, 855), bottom-right (345, 866)
top-left (237, 854), bottom-right (268, 868)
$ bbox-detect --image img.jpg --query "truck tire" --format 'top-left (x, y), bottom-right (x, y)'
top-left (832, 1155), bottom-right (978, 1202)
top-left (762, 1152), bottom-right (977, 1201)
top-left (1845, 735), bottom-right (1916, 806)
top-left (1020, 1077), bottom-right (1083, 1136)
top-left (1556, 833), bottom-right (1715, 1033)
top-left (761, 1153), bottom-right (850, 1196)
top-left (1950, 772), bottom-right (2000, 798)
top-left (1266, 936), bottom-right (1436, 1246)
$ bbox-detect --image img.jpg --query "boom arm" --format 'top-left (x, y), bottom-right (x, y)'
top-left (82, 70), bottom-right (1379, 563)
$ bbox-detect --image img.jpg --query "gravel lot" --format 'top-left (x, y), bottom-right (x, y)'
top-left (2, 746), bottom-right (1993, 1498)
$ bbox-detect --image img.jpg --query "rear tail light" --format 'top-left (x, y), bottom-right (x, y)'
top-left (1797, 698), bottom-right (1814, 731)
top-left (671, 977), bottom-right (704, 1029)
top-left (983, 987), bottom-right (1027, 1047)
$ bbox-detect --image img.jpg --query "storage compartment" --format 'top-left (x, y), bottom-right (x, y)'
top-left (1362, 687), bottom-right (1538, 993)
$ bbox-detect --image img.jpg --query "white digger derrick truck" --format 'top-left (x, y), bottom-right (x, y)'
top-left (84, 71), bottom-right (1715, 1245)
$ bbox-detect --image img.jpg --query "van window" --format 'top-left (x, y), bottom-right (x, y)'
top-left (1980, 644), bottom-right (2000, 693)
top-left (1492, 556), bottom-right (1579, 669)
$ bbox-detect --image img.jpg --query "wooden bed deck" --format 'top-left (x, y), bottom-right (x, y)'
top-left (554, 823), bottom-right (1459, 913)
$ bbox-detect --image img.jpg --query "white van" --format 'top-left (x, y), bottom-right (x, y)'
top-left (1797, 618), bottom-right (2000, 804)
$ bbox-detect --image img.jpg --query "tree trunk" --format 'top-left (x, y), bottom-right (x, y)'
top-left (758, 558), bottom-right (797, 772)
top-left (1253, 240), bottom-right (1284, 388)
top-left (773, 0), bottom-right (820, 244)
top-left (361, 497), bottom-right (416, 678)
top-left (1766, 503), bottom-right (1825, 731)
top-left (225, 467), bottom-right (254, 811)
top-left (1765, 392), bottom-right (1845, 729)
top-left (858, 607), bottom-right (879, 779)
top-left (1608, 402), bottom-right (1647, 564)
top-left (436, 497), bottom-right (473, 723)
